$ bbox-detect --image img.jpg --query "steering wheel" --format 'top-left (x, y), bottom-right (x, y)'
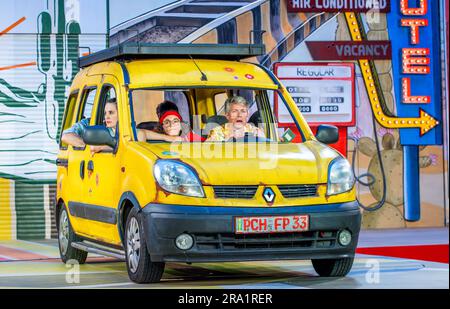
top-left (229, 132), bottom-right (271, 143)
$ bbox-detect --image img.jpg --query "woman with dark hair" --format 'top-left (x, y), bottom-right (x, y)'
top-left (156, 100), bottom-right (179, 118)
top-left (62, 98), bottom-right (118, 154)
top-left (137, 101), bottom-right (203, 142)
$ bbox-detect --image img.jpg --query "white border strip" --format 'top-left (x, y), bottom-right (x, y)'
top-left (10, 181), bottom-right (16, 240)
top-left (43, 184), bottom-right (51, 240)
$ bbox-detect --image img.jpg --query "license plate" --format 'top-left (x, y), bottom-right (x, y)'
top-left (235, 215), bottom-right (309, 234)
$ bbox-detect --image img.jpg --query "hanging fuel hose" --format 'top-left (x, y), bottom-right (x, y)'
top-left (343, 12), bottom-right (389, 212)
top-left (350, 109), bottom-right (387, 212)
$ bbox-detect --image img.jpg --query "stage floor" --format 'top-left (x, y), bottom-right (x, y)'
top-left (0, 228), bottom-right (448, 289)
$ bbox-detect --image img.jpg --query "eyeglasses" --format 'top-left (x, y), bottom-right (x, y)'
top-left (162, 118), bottom-right (181, 127)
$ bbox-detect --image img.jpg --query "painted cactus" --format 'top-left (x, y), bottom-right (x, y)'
top-left (362, 202), bottom-right (406, 229)
top-left (357, 129), bottom-right (433, 206)
top-left (356, 129), bottom-right (434, 228)
top-left (37, 0), bottom-right (80, 140)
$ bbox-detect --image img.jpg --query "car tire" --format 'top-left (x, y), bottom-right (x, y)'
top-left (311, 257), bottom-right (354, 277)
top-left (125, 207), bottom-right (165, 283)
top-left (58, 205), bottom-right (88, 264)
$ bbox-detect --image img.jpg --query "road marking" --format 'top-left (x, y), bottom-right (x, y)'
top-left (419, 268), bottom-right (449, 272)
top-left (0, 254), bottom-right (15, 261)
top-left (59, 282), bottom-right (136, 289)
top-left (0, 270), bottom-right (124, 278)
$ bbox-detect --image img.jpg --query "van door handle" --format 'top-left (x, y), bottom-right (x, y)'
top-left (80, 160), bottom-right (85, 179)
top-left (87, 160), bottom-right (94, 172)
top-left (56, 158), bottom-right (68, 167)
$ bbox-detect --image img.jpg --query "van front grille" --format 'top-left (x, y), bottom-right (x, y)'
top-left (212, 184), bottom-right (318, 199)
top-left (213, 185), bottom-right (258, 199)
top-left (278, 185), bottom-right (318, 198)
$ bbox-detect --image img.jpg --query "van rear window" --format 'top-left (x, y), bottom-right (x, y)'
top-left (59, 91), bottom-right (79, 148)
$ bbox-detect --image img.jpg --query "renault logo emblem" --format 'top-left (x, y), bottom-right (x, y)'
top-left (263, 187), bottom-right (276, 204)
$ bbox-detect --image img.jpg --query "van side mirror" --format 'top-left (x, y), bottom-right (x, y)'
top-left (315, 124), bottom-right (339, 144)
top-left (82, 125), bottom-right (117, 148)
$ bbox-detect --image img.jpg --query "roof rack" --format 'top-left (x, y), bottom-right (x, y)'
top-left (78, 43), bottom-right (266, 68)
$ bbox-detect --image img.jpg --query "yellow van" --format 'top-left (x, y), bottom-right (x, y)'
top-left (56, 43), bottom-right (360, 283)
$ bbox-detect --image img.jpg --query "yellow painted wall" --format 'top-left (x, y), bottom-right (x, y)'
top-left (0, 178), bottom-right (14, 240)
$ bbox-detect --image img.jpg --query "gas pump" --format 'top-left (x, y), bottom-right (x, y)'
top-left (273, 62), bottom-right (355, 157)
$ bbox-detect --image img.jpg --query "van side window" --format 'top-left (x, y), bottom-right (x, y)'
top-left (96, 86), bottom-right (117, 126)
top-left (66, 87), bottom-right (97, 151)
top-left (59, 91), bottom-right (79, 149)
top-left (78, 87), bottom-right (97, 122)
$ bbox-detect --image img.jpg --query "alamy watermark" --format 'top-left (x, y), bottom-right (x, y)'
top-left (65, 259), bottom-right (80, 284)
top-left (365, 259), bottom-right (380, 284)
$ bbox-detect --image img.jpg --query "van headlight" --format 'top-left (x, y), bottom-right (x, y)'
top-left (327, 157), bottom-right (355, 196)
top-left (154, 160), bottom-right (205, 198)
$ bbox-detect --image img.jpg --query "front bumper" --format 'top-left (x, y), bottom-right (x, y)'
top-left (140, 201), bottom-right (361, 263)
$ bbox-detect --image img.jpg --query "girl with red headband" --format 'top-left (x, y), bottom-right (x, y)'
top-left (137, 101), bottom-right (204, 142)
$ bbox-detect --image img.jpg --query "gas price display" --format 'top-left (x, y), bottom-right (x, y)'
top-left (274, 63), bottom-right (355, 126)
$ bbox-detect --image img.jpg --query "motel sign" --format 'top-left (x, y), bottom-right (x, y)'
top-left (388, 0), bottom-right (443, 145)
top-left (387, 0), bottom-right (443, 221)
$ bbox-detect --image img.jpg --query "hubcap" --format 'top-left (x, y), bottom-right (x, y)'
top-left (59, 209), bottom-right (69, 255)
top-left (127, 217), bottom-right (141, 273)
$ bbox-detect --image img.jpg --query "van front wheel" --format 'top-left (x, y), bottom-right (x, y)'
top-left (125, 207), bottom-right (165, 283)
top-left (311, 257), bottom-right (354, 277)
top-left (58, 206), bottom-right (88, 264)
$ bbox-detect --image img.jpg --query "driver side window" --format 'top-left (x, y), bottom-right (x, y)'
top-left (92, 85), bottom-right (118, 153)
top-left (96, 86), bottom-right (117, 125)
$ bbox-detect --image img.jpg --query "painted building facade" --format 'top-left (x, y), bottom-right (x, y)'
top-left (0, 0), bottom-right (107, 239)
top-left (0, 0), bottom-right (448, 239)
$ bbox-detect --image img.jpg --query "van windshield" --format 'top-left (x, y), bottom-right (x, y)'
top-left (130, 88), bottom-right (305, 143)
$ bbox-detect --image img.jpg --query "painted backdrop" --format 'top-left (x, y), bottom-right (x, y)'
top-left (0, 0), bottom-right (447, 240)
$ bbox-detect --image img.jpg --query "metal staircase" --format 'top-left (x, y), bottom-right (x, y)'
top-left (110, 0), bottom-right (259, 45)
top-left (109, 0), bottom-right (337, 68)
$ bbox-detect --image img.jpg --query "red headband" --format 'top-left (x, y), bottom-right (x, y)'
top-left (159, 110), bottom-right (182, 124)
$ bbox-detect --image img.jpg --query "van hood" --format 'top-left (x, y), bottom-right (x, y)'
top-left (138, 141), bottom-right (340, 185)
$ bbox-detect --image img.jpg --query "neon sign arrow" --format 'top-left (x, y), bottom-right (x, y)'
top-left (344, 12), bottom-right (439, 136)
